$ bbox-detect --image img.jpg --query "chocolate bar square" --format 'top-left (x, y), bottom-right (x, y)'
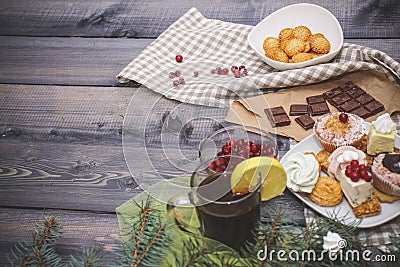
top-left (289, 104), bottom-right (309, 116)
top-left (339, 81), bottom-right (356, 90)
top-left (345, 86), bottom-right (365, 98)
top-left (356, 94), bottom-right (374, 105)
top-left (330, 93), bottom-right (351, 107)
top-left (309, 102), bottom-right (330, 116)
top-left (271, 114), bottom-right (291, 127)
top-left (341, 99), bottom-right (361, 112)
top-left (295, 114), bottom-right (315, 130)
top-left (264, 106), bottom-right (291, 127)
top-left (306, 95), bottom-right (325, 105)
top-left (351, 106), bottom-right (370, 119)
top-left (365, 100), bottom-right (384, 116)
top-left (323, 87), bottom-right (343, 100)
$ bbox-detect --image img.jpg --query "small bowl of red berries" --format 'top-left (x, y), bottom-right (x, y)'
top-left (199, 125), bottom-right (278, 173)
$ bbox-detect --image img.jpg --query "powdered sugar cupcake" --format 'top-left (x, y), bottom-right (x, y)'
top-left (313, 112), bottom-right (366, 152)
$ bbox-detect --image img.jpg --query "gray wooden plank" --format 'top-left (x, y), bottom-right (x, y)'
top-left (0, 0), bottom-right (399, 38)
top-left (0, 208), bottom-right (120, 265)
top-left (0, 37), bottom-right (399, 87)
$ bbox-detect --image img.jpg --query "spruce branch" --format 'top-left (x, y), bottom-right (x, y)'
top-left (69, 247), bottom-right (103, 267)
top-left (9, 215), bottom-right (63, 267)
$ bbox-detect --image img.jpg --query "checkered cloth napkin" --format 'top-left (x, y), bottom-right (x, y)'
top-left (117, 7), bottom-right (400, 108)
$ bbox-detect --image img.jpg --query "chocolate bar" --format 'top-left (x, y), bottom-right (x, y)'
top-left (264, 106), bottom-right (291, 127)
top-left (289, 104), bottom-right (309, 116)
top-left (323, 81), bottom-right (385, 119)
top-left (295, 114), bottom-right (315, 130)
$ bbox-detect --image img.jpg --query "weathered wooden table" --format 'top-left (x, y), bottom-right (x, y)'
top-left (0, 1), bottom-right (399, 265)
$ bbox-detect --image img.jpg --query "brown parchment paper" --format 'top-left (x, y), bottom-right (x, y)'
top-left (225, 70), bottom-right (400, 141)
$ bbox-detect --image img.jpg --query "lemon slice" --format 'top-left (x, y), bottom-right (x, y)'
top-left (231, 156), bottom-right (287, 201)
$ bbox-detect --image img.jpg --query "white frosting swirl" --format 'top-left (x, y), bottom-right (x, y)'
top-left (372, 113), bottom-right (395, 134)
top-left (323, 231), bottom-right (343, 253)
top-left (337, 150), bottom-right (359, 163)
top-left (284, 152), bottom-right (319, 193)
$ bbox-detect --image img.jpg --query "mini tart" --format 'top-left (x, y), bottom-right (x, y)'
top-left (313, 112), bottom-right (366, 153)
top-left (309, 176), bottom-right (343, 206)
top-left (371, 153), bottom-right (400, 197)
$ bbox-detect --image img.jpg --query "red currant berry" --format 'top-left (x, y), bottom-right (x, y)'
top-left (178, 77), bottom-right (185, 84)
top-left (222, 68), bottom-right (229, 75)
top-left (358, 164), bottom-right (366, 171)
top-left (175, 70), bottom-right (181, 77)
top-left (215, 158), bottom-right (225, 167)
top-left (233, 70), bottom-right (241, 78)
top-left (231, 66), bottom-right (238, 72)
top-left (250, 144), bottom-right (259, 153)
top-left (175, 54), bottom-right (183, 63)
top-left (193, 71), bottom-right (199, 77)
top-left (222, 145), bottom-right (231, 155)
top-left (169, 72), bottom-right (176, 79)
top-left (339, 113), bottom-right (348, 123)
top-left (172, 80), bottom-right (179, 87)
top-left (208, 162), bottom-right (215, 170)
top-left (350, 171), bottom-right (360, 182)
top-left (364, 174), bottom-right (372, 182)
top-left (359, 169), bottom-right (369, 179)
top-left (228, 140), bottom-right (236, 147)
top-left (266, 147), bottom-right (274, 155)
top-left (350, 160), bottom-right (359, 168)
top-left (239, 65), bottom-right (246, 70)
top-left (216, 67), bottom-right (222, 74)
top-left (345, 168), bottom-right (352, 177)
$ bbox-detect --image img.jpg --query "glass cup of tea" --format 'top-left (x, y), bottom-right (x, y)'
top-left (167, 155), bottom-right (261, 252)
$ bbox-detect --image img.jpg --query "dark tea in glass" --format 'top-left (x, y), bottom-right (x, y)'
top-left (195, 171), bottom-right (260, 252)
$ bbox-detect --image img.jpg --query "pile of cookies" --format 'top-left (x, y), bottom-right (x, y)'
top-left (284, 111), bottom-right (400, 219)
top-left (263, 25), bottom-right (330, 63)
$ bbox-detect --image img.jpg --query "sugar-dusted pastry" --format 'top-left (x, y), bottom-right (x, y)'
top-left (367, 113), bottom-right (396, 155)
top-left (371, 153), bottom-right (400, 197)
top-left (351, 194), bottom-right (381, 218)
top-left (337, 160), bottom-right (372, 208)
top-left (327, 146), bottom-right (366, 178)
top-left (283, 152), bottom-right (320, 193)
top-left (309, 176), bottom-right (343, 206)
top-left (314, 112), bottom-right (366, 152)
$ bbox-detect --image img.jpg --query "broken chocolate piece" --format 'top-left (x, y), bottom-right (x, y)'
top-left (264, 106), bottom-right (291, 128)
top-left (295, 114), bottom-right (315, 130)
top-left (346, 86), bottom-right (365, 98)
top-left (289, 104), bottom-right (309, 116)
top-left (309, 102), bottom-right (330, 116)
top-left (306, 95), bottom-right (325, 105)
top-left (365, 100), bottom-right (384, 116)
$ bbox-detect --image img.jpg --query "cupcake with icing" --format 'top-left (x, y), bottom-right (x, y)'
top-left (367, 113), bottom-right (396, 155)
top-left (313, 112), bottom-right (366, 153)
top-left (283, 152), bottom-right (320, 193)
top-left (372, 153), bottom-right (400, 197)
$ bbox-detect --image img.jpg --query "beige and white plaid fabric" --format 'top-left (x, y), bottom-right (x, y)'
top-left (118, 7), bottom-right (400, 108)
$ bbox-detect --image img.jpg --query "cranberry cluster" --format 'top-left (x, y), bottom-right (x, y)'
top-left (169, 70), bottom-right (185, 87)
top-left (207, 139), bottom-right (276, 173)
top-left (231, 65), bottom-right (248, 78)
top-left (345, 160), bottom-right (371, 182)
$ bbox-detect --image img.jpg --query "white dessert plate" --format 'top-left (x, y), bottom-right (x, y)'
top-left (280, 123), bottom-right (400, 228)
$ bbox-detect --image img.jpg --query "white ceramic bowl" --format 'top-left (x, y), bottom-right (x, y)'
top-left (247, 3), bottom-right (344, 70)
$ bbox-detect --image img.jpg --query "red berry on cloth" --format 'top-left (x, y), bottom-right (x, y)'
top-left (175, 55), bottom-right (183, 63)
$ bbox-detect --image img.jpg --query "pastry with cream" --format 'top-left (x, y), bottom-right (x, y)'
top-left (327, 146), bottom-right (366, 178)
top-left (337, 160), bottom-right (372, 207)
top-left (283, 152), bottom-right (320, 193)
top-left (367, 113), bottom-right (396, 155)
top-left (371, 153), bottom-right (400, 197)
